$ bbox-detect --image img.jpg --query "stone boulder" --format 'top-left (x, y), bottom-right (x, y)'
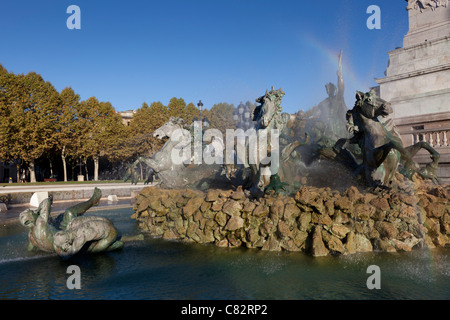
top-left (131, 181), bottom-right (450, 257)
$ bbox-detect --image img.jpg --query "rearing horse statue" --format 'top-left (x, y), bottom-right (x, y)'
top-left (346, 89), bottom-right (440, 187)
top-left (124, 117), bottom-right (192, 188)
top-left (125, 116), bottom-right (223, 189)
top-left (248, 87), bottom-right (308, 194)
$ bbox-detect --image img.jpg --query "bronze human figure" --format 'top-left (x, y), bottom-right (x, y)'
top-left (20, 188), bottom-right (124, 258)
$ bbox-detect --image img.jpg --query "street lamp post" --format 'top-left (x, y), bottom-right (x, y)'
top-left (197, 100), bottom-right (209, 132)
top-left (234, 102), bottom-right (253, 130)
top-left (238, 102), bottom-right (244, 116)
top-left (233, 108), bottom-right (239, 124)
top-left (202, 116), bottom-right (210, 129)
top-left (197, 100), bottom-right (203, 125)
top-left (77, 157), bottom-right (84, 182)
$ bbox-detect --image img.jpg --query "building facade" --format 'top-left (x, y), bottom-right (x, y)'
top-left (118, 110), bottom-right (135, 126)
top-left (375, 0), bottom-right (450, 184)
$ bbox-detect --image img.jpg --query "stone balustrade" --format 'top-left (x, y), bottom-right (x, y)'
top-left (410, 127), bottom-right (450, 149)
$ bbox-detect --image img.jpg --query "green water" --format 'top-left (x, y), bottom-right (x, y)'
top-left (0, 206), bottom-right (448, 300)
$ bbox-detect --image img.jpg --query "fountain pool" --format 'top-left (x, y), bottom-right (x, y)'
top-left (0, 206), bottom-right (448, 300)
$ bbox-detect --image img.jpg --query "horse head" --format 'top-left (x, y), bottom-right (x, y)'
top-left (354, 89), bottom-right (392, 120)
top-left (153, 117), bottom-right (185, 139)
top-left (254, 87), bottom-right (285, 129)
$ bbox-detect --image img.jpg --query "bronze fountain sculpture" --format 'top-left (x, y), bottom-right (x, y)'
top-left (20, 188), bottom-right (125, 259)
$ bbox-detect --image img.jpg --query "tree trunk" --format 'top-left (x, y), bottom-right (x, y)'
top-left (71, 161), bottom-right (76, 182)
top-left (93, 156), bottom-right (99, 181)
top-left (61, 146), bottom-right (68, 182)
top-left (29, 159), bottom-right (37, 183)
top-left (83, 157), bottom-right (89, 181)
top-left (49, 160), bottom-right (54, 178)
top-left (16, 163), bottom-right (20, 183)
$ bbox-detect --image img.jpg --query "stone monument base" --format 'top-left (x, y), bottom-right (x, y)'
top-left (375, 1), bottom-right (450, 185)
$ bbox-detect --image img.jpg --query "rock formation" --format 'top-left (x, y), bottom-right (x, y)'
top-left (131, 174), bottom-right (449, 257)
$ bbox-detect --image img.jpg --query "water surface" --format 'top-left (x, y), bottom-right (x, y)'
top-left (0, 206), bottom-right (448, 300)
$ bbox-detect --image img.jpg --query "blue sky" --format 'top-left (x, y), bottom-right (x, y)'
top-left (0, 0), bottom-right (409, 114)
